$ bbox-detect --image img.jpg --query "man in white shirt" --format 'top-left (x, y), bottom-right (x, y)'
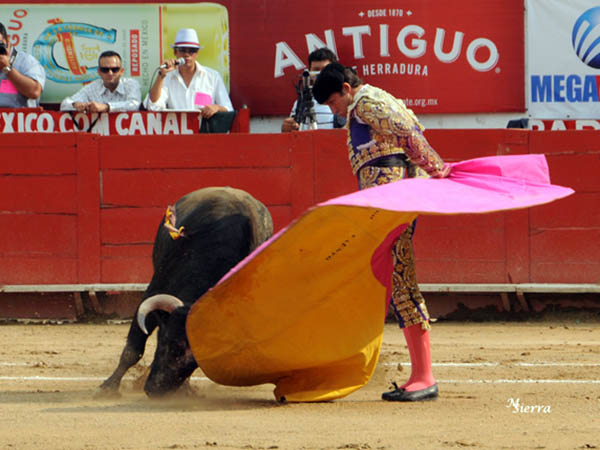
top-left (144, 28), bottom-right (232, 118)
top-left (60, 50), bottom-right (141, 112)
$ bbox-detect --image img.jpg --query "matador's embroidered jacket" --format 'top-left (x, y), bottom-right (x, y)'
top-left (346, 84), bottom-right (448, 178)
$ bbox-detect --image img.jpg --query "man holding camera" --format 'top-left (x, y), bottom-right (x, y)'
top-left (281, 47), bottom-right (345, 132)
top-left (0, 22), bottom-right (45, 108)
top-left (60, 50), bottom-right (141, 113)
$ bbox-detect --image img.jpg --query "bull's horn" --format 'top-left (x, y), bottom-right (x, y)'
top-left (136, 294), bottom-right (184, 335)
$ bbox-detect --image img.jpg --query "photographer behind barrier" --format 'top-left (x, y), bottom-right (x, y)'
top-left (0, 22), bottom-right (45, 108)
top-left (60, 51), bottom-right (141, 113)
top-left (281, 47), bottom-right (346, 132)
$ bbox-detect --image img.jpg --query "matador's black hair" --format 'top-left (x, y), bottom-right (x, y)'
top-left (312, 62), bottom-right (363, 104)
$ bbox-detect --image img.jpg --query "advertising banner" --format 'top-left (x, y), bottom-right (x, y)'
top-left (2, 1), bottom-right (523, 115)
top-left (218, 0), bottom-right (524, 115)
top-left (2, 3), bottom-right (229, 103)
top-left (0, 109), bottom-right (207, 134)
top-left (527, 0), bottom-right (600, 119)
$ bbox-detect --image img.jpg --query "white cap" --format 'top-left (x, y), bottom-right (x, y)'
top-left (170, 28), bottom-right (203, 49)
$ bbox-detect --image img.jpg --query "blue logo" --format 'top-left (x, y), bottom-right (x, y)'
top-left (572, 7), bottom-right (600, 69)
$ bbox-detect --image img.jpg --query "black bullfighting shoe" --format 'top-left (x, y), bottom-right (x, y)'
top-left (381, 382), bottom-right (439, 402)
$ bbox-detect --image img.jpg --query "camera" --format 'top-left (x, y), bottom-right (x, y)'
top-left (0, 43), bottom-right (7, 56)
top-left (301, 69), bottom-right (311, 87)
top-left (294, 69), bottom-right (317, 130)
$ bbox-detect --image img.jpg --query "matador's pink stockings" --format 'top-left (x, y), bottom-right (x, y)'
top-left (400, 323), bottom-right (436, 392)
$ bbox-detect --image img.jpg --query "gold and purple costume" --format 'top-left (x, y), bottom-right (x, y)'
top-left (346, 84), bottom-right (447, 329)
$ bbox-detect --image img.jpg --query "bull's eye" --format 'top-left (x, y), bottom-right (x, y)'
top-left (165, 336), bottom-right (188, 357)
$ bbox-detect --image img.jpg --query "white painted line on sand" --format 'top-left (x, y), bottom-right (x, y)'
top-left (1, 376), bottom-right (598, 385)
top-left (383, 362), bottom-right (600, 367)
top-left (0, 376), bottom-right (107, 381)
top-left (0, 375), bottom-right (211, 381)
top-left (516, 362), bottom-right (600, 367)
top-left (439, 379), bottom-right (600, 384)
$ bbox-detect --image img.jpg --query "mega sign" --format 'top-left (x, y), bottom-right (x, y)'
top-left (527, 0), bottom-right (600, 118)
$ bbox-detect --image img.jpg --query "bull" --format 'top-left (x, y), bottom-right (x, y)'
top-left (95, 187), bottom-right (273, 397)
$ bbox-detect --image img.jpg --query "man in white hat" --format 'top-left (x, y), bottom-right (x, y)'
top-left (144, 28), bottom-right (232, 117)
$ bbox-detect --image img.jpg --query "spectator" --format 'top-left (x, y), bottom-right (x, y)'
top-left (0, 22), bottom-right (45, 108)
top-left (282, 47), bottom-right (345, 132)
top-left (60, 50), bottom-right (140, 112)
top-left (144, 28), bottom-right (232, 118)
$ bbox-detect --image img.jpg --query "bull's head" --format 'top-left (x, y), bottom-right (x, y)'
top-left (137, 295), bottom-right (198, 397)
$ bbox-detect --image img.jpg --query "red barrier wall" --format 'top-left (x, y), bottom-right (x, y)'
top-left (0, 129), bottom-right (598, 285)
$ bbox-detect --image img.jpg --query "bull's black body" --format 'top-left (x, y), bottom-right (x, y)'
top-left (96, 187), bottom-right (273, 397)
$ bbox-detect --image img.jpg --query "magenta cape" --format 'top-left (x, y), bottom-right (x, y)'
top-left (187, 154), bottom-right (573, 402)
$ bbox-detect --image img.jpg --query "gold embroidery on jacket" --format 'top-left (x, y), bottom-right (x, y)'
top-left (347, 84), bottom-right (446, 178)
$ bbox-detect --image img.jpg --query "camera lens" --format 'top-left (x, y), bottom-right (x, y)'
top-left (0, 44), bottom-right (6, 56)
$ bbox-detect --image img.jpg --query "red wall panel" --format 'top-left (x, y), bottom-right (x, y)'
top-left (0, 147), bottom-right (76, 175)
top-left (530, 262), bottom-right (600, 284)
top-left (530, 193), bottom-right (600, 229)
top-left (102, 244), bottom-right (153, 259)
top-left (412, 211), bottom-right (509, 283)
top-left (530, 130), bottom-right (600, 154)
top-left (0, 176), bottom-right (77, 214)
top-left (425, 129), bottom-right (529, 160)
top-left (545, 153), bottom-right (600, 192)
top-left (530, 230), bottom-right (600, 263)
top-left (417, 260), bottom-right (508, 284)
top-left (101, 208), bottom-right (163, 245)
top-left (415, 226), bottom-right (505, 261)
top-left (0, 257), bottom-right (78, 284)
top-left (100, 134), bottom-right (291, 170)
top-left (102, 256), bottom-right (153, 283)
top-left (311, 129), bottom-right (357, 202)
top-left (101, 168), bottom-right (291, 208)
top-left (0, 215), bottom-right (77, 256)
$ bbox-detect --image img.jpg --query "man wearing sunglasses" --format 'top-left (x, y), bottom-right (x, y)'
top-left (0, 22), bottom-right (46, 108)
top-left (60, 50), bottom-right (141, 113)
top-left (144, 28), bottom-right (232, 118)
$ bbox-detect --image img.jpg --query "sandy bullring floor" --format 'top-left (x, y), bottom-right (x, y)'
top-left (0, 319), bottom-right (599, 449)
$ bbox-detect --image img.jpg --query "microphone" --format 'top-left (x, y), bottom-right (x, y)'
top-left (159, 57), bottom-right (185, 69)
